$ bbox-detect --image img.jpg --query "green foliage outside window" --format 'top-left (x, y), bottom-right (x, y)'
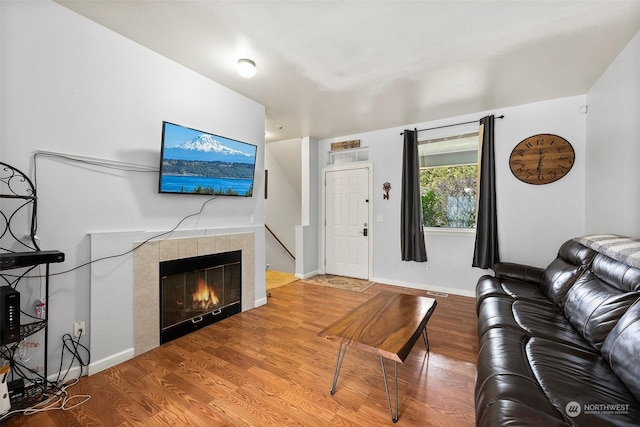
top-left (420, 165), bottom-right (477, 228)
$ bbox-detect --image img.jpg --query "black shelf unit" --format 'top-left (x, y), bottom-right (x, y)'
top-left (0, 162), bottom-right (65, 412)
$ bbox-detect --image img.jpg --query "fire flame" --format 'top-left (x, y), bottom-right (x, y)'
top-left (192, 279), bottom-right (219, 309)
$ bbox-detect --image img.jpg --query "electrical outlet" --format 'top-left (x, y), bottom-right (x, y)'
top-left (73, 321), bottom-right (86, 338)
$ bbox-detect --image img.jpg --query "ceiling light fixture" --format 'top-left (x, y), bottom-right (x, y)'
top-left (237, 58), bottom-right (257, 78)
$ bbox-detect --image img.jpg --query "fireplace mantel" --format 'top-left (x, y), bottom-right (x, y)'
top-left (89, 227), bottom-right (265, 375)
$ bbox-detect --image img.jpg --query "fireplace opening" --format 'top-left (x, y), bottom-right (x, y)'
top-left (159, 250), bottom-right (241, 344)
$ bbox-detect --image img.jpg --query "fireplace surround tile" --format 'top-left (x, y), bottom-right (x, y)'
top-left (133, 232), bottom-right (255, 356)
top-left (135, 305), bottom-right (158, 356)
top-left (197, 236), bottom-right (216, 255)
top-left (178, 237), bottom-right (198, 258)
top-left (159, 239), bottom-right (180, 261)
top-left (215, 235), bottom-right (232, 253)
top-left (134, 240), bottom-right (159, 265)
top-left (133, 262), bottom-right (158, 290)
top-left (133, 261), bottom-right (160, 356)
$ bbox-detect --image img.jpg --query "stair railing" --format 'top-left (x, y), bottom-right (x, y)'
top-left (265, 224), bottom-right (295, 260)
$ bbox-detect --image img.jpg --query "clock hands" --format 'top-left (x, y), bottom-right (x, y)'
top-left (537, 149), bottom-right (544, 180)
top-left (536, 149), bottom-right (544, 171)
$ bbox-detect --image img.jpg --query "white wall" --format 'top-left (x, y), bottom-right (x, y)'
top-left (1, 1), bottom-right (265, 377)
top-left (265, 234), bottom-right (295, 273)
top-left (318, 95), bottom-right (587, 296)
top-left (585, 29), bottom-right (640, 237)
top-left (298, 137), bottom-right (319, 277)
top-left (265, 140), bottom-right (301, 272)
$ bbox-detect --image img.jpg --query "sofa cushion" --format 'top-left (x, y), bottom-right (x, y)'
top-left (557, 238), bottom-right (599, 268)
top-left (527, 337), bottom-right (640, 426)
top-left (563, 269), bottom-right (640, 351)
top-left (602, 299), bottom-right (640, 403)
top-left (511, 300), bottom-right (595, 350)
top-left (476, 275), bottom-right (550, 307)
top-left (562, 253), bottom-right (640, 351)
top-left (539, 257), bottom-right (588, 308)
top-left (494, 262), bottom-right (545, 283)
top-left (476, 329), bottom-right (565, 424)
top-left (538, 239), bottom-right (597, 307)
top-left (590, 252), bottom-right (640, 292)
top-left (477, 239), bottom-right (596, 308)
top-left (477, 297), bottom-right (595, 350)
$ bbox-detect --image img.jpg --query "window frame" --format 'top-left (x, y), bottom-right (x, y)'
top-left (418, 124), bottom-right (480, 231)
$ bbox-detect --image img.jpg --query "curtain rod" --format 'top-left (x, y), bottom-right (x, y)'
top-left (400, 114), bottom-right (505, 136)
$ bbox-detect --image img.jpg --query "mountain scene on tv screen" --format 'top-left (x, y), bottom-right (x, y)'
top-left (161, 127), bottom-right (256, 196)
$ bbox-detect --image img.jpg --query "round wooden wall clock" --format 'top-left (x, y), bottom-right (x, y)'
top-left (509, 134), bottom-right (575, 185)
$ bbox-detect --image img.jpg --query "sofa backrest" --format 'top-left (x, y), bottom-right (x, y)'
top-left (539, 239), bottom-right (597, 307)
top-left (601, 299), bottom-right (640, 403)
top-left (563, 253), bottom-right (640, 351)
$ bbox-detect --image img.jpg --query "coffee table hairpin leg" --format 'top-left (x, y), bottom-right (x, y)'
top-left (380, 358), bottom-right (399, 422)
top-left (423, 328), bottom-right (430, 352)
top-left (330, 344), bottom-right (348, 395)
top-left (380, 326), bottom-right (430, 423)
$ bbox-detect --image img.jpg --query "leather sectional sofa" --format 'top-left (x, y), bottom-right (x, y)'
top-left (475, 236), bottom-right (640, 426)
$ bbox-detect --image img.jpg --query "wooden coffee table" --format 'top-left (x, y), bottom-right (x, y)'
top-left (317, 291), bottom-right (437, 422)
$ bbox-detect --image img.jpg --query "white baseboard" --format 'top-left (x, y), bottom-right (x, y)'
top-left (46, 365), bottom-right (84, 384)
top-left (88, 347), bottom-right (135, 376)
top-left (371, 276), bottom-right (476, 298)
top-left (255, 297), bottom-right (268, 307)
top-left (295, 270), bottom-right (319, 280)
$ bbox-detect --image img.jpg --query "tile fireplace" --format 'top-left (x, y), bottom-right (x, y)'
top-left (89, 229), bottom-right (262, 375)
top-left (159, 250), bottom-right (241, 344)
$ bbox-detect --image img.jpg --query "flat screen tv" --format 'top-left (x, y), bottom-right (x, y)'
top-left (159, 121), bottom-right (257, 197)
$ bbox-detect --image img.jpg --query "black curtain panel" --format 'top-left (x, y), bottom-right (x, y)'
top-left (473, 115), bottom-right (500, 269)
top-left (401, 129), bottom-right (427, 262)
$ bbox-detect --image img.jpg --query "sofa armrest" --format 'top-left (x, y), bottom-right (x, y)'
top-left (493, 262), bottom-right (544, 285)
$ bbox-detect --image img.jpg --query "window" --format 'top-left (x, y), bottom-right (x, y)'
top-left (419, 131), bottom-right (479, 228)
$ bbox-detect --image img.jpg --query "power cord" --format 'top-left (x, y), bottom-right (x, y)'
top-left (2, 195), bottom-right (219, 279)
top-left (0, 151), bottom-right (215, 419)
top-left (53, 194), bottom-right (218, 276)
top-left (32, 150), bottom-right (158, 189)
top-left (54, 332), bottom-right (90, 385)
top-left (0, 377), bottom-right (91, 420)
top-left (0, 332), bottom-right (92, 421)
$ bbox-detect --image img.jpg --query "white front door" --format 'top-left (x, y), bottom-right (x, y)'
top-left (325, 167), bottom-right (369, 279)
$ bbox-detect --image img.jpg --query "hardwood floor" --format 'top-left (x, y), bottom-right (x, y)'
top-left (3, 282), bottom-right (478, 426)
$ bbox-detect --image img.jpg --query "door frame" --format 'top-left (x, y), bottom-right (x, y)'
top-left (320, 163), bottom-right (374, 279)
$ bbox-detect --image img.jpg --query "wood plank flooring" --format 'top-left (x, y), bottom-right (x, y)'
top-left (3, 282), bottom-right (478, 426)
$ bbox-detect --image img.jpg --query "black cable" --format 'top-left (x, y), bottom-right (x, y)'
top-left (45, 194), bottom-right (217, 277)
top-left (31, 151), bottom-right (159, 235)
top-left (0, 334), bottom-right (91, 421)
top-left (54, 333), bottom-right (90, 386)
top-left (2, 151), bottom-right (148, 414)
top-left (1, 194), bottom-right (217, 278)
top-left (4, 149), bottom-right (220, 279)
top-left (0, 344), bottom-right (49, 390)
top-left (33, 151), bottom-right (157, 187)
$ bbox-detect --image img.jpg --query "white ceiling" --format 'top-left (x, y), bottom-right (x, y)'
top-left (56, 1), bottom-right (640, 143)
